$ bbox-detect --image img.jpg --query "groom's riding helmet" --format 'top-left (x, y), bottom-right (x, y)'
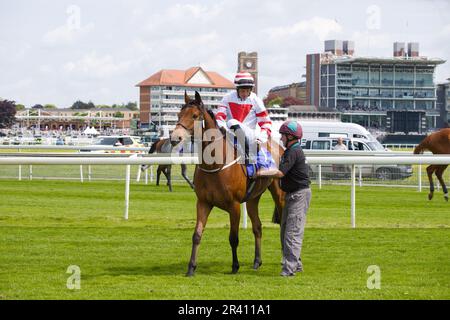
top-left (279, 120), bottom-right (303, 140)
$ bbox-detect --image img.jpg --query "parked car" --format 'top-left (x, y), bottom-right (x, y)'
top-left (82, 136), bottom-right (144, 153)
top-left (55, 138), bottom-right (65, 145)
top-left (302, 137), bottom-right (413, 180)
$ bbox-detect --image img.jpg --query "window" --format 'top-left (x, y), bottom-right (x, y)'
top-left (328, 87), bottom-right (335, 98)
top-left (351, 142), bottom-right (370, 151)
top-left (312, 140), bottom-right (331, 150)
top-left (415, 71), bottom-right (434, 87)
top-left (396, 100), bottom-right (414, 110)
top-left (122, 138), bottom-right (133, 145)
top-left (352, 65), bottom-right (369, 85)
top-left (369, 89), bottom-right (379, 97)
top-left (328, 65), bottom-right (336, 74)
top-left (395, 67), bottom-right (414, 87)
top-left (328, 75), bottom-right (335, 86)
top-left (370, 66), bottom-right (380, 85)
top-left (381, 89), bottom-right (393, 98)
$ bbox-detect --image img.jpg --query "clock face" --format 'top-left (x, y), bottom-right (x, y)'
top-left (245, 60), bottom-right (253, 69)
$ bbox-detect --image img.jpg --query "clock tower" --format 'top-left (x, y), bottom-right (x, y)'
top-left (237, 51), bottom-right (258, 95)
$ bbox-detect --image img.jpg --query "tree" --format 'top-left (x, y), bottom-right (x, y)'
top-left (44, 104), bottom-right (57, 109)
top-left (0, 100), bottom-right (17, 129)
top-left (15, 104), bottom-right (25, 111)
top-left (126, 102), bottom-right (138, 111)
top-left (267, 96), bottom-right (284, 107)
top-left (263, 92), bottom-right (281, 106)
top-left (32, 104), bottom-right (44, 109)
top-left (263, 93), bottom-right (287, 107)
top-left (71, 100), bottom-right (95, 109)
top-left (113, 111), bottom-right (124, 118)
top-left (281, 96), bottom-right (304, 107)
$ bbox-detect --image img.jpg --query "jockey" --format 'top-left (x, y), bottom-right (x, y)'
top-left (215, 72), bottom-right (272, 164)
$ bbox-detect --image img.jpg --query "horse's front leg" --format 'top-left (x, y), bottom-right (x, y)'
top-left (228, 202), bottom-right (241, 274)
top-left (186, 201), bottom-right (212, 277)
top-left (426, 165), bottom-right (436, 200)
top-left (156, 166), bottom-right (162, 186)
top-left (246, 196), bottom-right (263, 270)
top-left (166, 166), bottom-right (172, 192)
top-left (436, 165), bottom-right (449, 201)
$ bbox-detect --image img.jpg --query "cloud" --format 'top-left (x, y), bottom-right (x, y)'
top-left (265, 16), bottom-right (343, 41)
top-left (0, 77), bottom-right (33, 93)
top-left (63, 52), bottom-right (133, 79)
top-left (43, 23), bottom-right (95, 46)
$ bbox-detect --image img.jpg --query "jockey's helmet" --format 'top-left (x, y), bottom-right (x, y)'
top-left (234, 72), bottom-right (255, 89)
top-left (279, 120), bottom-right (303, 139)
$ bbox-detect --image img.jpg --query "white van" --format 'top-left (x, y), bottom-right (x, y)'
top-left (271, 120), bottom-right (385, 150)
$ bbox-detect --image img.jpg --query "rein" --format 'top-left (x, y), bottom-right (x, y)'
top-left (198, 156), bottom-right (241, 173)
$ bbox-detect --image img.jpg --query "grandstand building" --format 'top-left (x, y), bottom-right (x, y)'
top-left (306, 40), bottom-right (446, 132)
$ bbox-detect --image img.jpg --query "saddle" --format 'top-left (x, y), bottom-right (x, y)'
top-left (241, 145), bottom-right (277, 203)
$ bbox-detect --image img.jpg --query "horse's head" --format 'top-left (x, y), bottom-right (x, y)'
top-left (171, 91), bottom-right (206, 147)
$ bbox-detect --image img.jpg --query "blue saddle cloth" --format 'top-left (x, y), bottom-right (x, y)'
top-left (246, 147), bottom-right (276, 178)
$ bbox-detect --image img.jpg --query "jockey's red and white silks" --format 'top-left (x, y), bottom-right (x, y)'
top-left (215, 91), bottom-right (272, 139)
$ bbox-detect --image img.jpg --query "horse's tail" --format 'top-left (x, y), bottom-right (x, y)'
top-left (149, 141), bottom-right (159, 154)
top-left (141, 140), bottom-right (160, 172)
top-left (271, 207), bottom-right (281, 224)
top-left (414, 138), bottom-right (429, 154)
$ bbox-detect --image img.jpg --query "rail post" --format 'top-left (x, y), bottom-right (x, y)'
top-left (418, 164), bottom-right (422, 192)
top-left (318, 165), bottom-right (322, 189)
top-left (124, 164), bottom-right (131, 220)
top-left (351, 164), bottom-right (356, 228)
top-left (242, 203), bottom-right (247, 229)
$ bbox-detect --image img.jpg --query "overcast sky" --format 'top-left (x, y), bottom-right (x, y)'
top-left (1, 0), bottom-right (449, 107)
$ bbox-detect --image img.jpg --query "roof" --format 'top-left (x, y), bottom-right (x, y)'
top-left (136, 67), bottom-right (235, 89)
top-left (269, 82), bottom-right (306, 92)
top-left (322, 55), bottom-right (446, 66)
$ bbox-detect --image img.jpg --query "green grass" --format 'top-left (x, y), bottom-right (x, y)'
top-left (0, 179), bottom-right (449, 300)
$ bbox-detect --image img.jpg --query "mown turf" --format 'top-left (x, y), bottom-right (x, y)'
top-left (0, 179), bottom-right (449, 300)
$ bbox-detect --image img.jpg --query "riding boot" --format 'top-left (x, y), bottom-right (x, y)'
top-left (230, 124), bottom-right (250, 165)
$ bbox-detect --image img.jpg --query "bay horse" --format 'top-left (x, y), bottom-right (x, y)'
top-left (141, 138), bottom-right (194, 192)
top-left (414, 128), bottom-right (450, 201)
top-left (171, 92), bottom-right (285, 276)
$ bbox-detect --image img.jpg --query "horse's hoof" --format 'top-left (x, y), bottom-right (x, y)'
top-left (253, 261), bottom-right (262, 270)
top-left (444, 194), bottom-right (449, 202)
top-left (186, 266), bottom-right (196, 277)
top-left (186, 264), bottom-right (196, 276)
top-left (428, 193), bottom-right (434, 200)
top-left (231, 265), bottom-right (240, 274)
